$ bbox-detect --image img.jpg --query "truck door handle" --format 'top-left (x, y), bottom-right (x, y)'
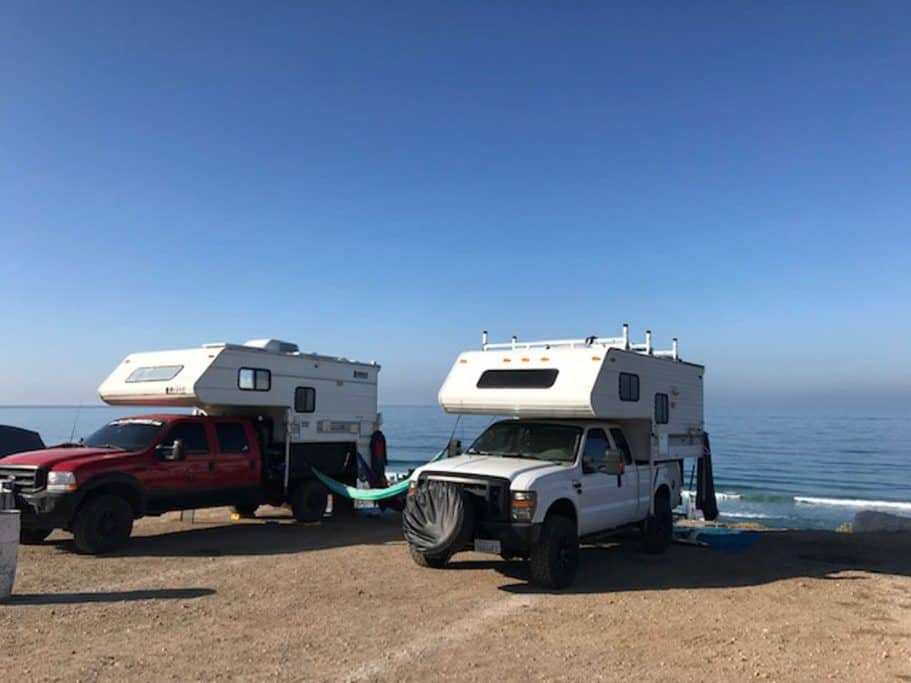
top-left (572, 480), bottom-right (582, 494)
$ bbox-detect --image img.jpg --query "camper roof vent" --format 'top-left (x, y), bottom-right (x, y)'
top-left (243, 339), bottom-right (300, 354)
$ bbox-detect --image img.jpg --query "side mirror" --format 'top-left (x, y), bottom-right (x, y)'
top-left (582, 454), bottom-right (597, 474)
top-left (604, 448), bottom-right (625, 476)
top-left (157, 439), bottom-right (186, 461)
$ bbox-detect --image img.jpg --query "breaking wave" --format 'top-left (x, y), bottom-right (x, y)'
top-left (685, 491), bottom-right (741, 501)
top-left (794, 497), bottom-right (911, 512)
top-left (720, 511), bottom-right (775, 519)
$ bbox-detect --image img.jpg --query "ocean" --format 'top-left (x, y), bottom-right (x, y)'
top-left (1, 404), bottom-right (909, 530)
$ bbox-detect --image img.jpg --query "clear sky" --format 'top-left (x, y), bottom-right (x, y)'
top-left (1, 2), bottom-right (909, 406)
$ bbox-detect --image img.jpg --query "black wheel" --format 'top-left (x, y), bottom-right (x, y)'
top-left (291, 480), bottom-right (328, 522)
top-left (20, 527), bottom-right (53, 544)
top-left (642, 489), bottom-right (673, 554)
top-left (232, 503), bottom-right (259, 518)
top-left (72, 495), bottom-right (134, 555)
top-left (529, 514), bottom-right (579, 589)
top-left (408, 543), bottom-right (451, 569)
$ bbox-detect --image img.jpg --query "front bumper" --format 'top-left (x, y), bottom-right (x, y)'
top-left (15, 490), bottom-right (80, 530)
top-left (478, 521), bottom-right (542, 556)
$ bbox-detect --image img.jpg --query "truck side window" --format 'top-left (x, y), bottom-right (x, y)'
top-left (215, 423), bottom-right (249, 454)
top-left (582, 429), bottom-right (609, 469)
top-left (619, 373), bottom-right (639, 401)
top-left (609, 428), bottom-right (633, 465)
top-left (167, 422), bottom-right (209, 455)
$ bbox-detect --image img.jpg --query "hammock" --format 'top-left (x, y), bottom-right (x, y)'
top-left (312, 448), bottom-right (447, 502)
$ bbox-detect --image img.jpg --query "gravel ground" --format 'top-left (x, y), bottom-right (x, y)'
top-left (2, 508), bottom-right (910, 682)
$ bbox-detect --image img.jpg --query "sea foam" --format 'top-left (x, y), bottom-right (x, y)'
top-left (794, 496), bottom-right (911, 512)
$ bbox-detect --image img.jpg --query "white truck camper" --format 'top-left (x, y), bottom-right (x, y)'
top-left (98, 338), bottom-right (385, 519)
top-left (403, 325), bottom-right (718, 588)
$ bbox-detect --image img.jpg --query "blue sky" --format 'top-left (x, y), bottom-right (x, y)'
top-left (1, 2), bottom-right (909, 405)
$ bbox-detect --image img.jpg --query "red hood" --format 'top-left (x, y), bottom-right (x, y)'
top-left (2, 446), bottom-right (128, 469)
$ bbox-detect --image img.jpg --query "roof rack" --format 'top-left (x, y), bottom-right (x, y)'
top-left (481, 324), bottom-right (680, 361)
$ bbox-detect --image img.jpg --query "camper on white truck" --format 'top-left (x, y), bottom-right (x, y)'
top-left (403, 326), bottom-right (718, 588)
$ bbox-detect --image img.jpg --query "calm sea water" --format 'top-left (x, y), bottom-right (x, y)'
top-left (2, 404), bottom-right (909, 530)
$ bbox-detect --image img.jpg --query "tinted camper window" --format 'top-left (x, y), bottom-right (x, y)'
top-left (619, 373), bottom-right (639, 401)
top-left (238, 368), bottom-right (271, 391)
top-left (476, 369), bottom-right (559, 389)
top-left (295, 386), bottom-right (316, 413)
top-left (655, 393), bottom-right (669, 424)
top-left (125, 365), bottom-right (183, 383)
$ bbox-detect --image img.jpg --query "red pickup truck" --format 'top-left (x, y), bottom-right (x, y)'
top-left (0, 414), bottom-right (359, 553)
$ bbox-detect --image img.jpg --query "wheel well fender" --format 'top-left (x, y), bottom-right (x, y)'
top-left (651, 484), bottom-right (670, 516)
top-left (77, 474), bottom-right (146, 519)
top-left (545, 498), bottom-right (578, 531)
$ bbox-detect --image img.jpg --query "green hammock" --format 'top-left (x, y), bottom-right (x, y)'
top-left (311, 448), bottom-right (446, 502)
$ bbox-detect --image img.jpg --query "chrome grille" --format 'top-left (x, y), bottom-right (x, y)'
top-left (0, 465), bottom-right (46, 494)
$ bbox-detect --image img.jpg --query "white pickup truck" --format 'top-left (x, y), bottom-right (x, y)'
top-left (404, 418), bottom-right (683, 588)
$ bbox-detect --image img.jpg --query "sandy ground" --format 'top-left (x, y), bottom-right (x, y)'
top-left (2, 508), bottom-right (910, 682)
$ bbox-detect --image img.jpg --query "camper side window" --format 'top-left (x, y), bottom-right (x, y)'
top-left (655, 393), bottom-right (669, 424)
top-left (295, 387), bottom-right (316, 413)
top-left (239, 367), bottom-right (271, 391)
top-left (619, 373), bottom-right (640, 401)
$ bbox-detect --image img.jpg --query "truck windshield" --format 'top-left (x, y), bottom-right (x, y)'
top-left (466, 422), bottom-right (581, 463)
top-left (83, 419), bottom-right (165, 452)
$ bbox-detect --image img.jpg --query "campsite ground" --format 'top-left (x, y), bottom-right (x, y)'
top-left (2, 508), bottom-right (910, 682)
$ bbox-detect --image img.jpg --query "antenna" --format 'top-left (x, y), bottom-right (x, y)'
top-left (645, 330), bottom-right (653, 355)
top-left (672, 338), bottom-right (679, 361)
top-left (482, 330), bottom-right (488, 349)
top-left (622, 323), bottom-right (630, 350)
top-left (68, 404), bottom-right (83, 444)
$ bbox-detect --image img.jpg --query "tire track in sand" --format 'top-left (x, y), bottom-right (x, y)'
top-left (345, 593), bottom-right (539, 681)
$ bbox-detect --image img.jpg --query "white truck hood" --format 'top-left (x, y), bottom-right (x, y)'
top-left (414, 454), bottom-right (573, 487)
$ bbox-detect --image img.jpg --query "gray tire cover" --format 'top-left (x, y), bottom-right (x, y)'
top-left (402, 480), bottom-right (471, 556)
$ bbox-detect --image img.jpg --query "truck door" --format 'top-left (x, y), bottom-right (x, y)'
top-left (575, 428), bottom-right (632, 534)
top-left (213, 421), bottom-right (261, 503)
top-left (145, 420), bottom-right (212, 512)
top-left (609, 427), bottom-right (647, 522)
top-left (173, 421), bottom-right (218, 507)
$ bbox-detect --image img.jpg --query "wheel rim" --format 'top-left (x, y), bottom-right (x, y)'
top-left (558, 538), bottom-right (576, 571)
top-left (98, 511), bottom-right (118, 538)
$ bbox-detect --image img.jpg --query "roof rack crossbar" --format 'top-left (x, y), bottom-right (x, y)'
top-left (480, 325), bottom-right (681, 360)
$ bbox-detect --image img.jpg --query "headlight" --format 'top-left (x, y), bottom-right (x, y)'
top-left (47, 471), bottom-right (77, 493)
top-left (511, 491), bottom-right (537, 522)
top-left (407, 480), bottom-right (418, 497)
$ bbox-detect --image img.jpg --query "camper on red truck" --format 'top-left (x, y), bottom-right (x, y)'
top-left (0, 339), bottom-right (385, 553)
